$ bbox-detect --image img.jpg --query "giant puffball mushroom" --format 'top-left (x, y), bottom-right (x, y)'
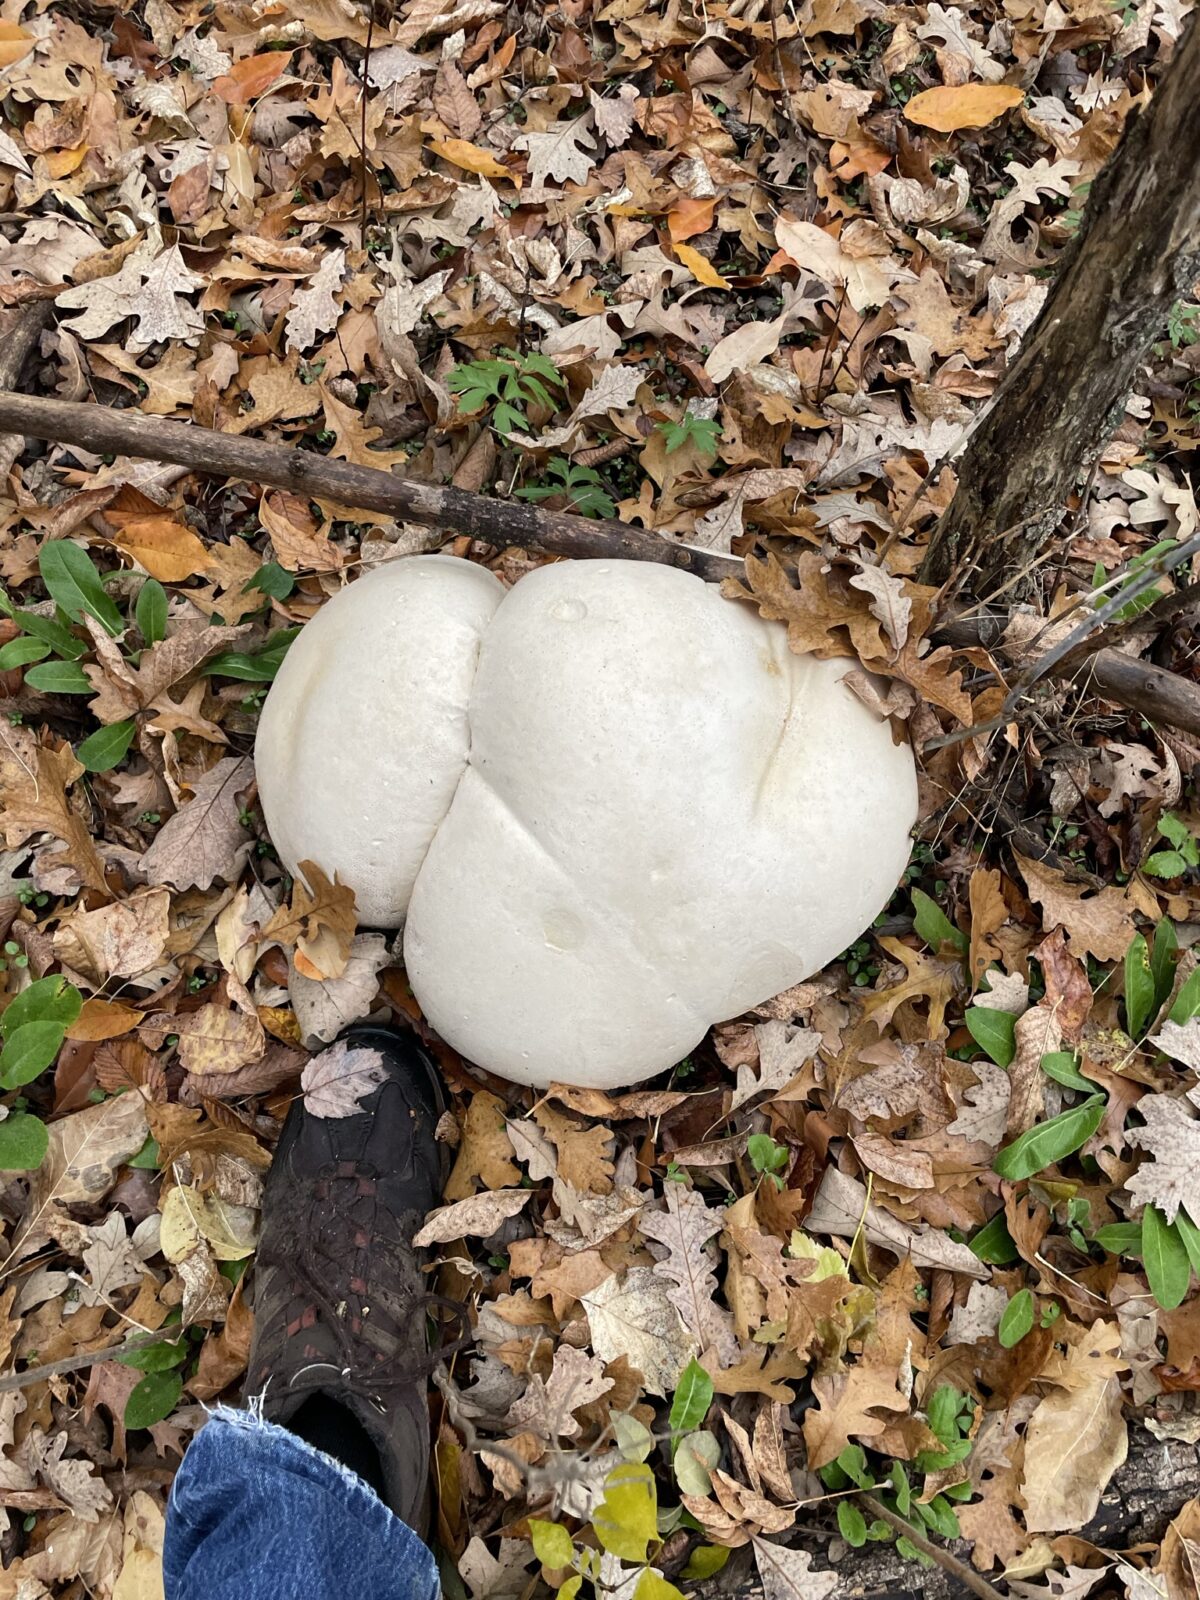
top-left (256, 555), bottom-right (918, 1090)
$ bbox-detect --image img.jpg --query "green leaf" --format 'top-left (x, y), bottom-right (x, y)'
top-left (895, 1536), bottom-right (935, 1570)
top-left (77, 720), bottom-right (136, 773)
top-left (673, 1429), bottom-right (720, 1495)
top-left (124, 1370), bottom-right (183, 1430)
top-left (116, 1338), bottom-right (187, 1373)
top-left (837, 1501), bottom-right (868, 1547)
top-left (245, 562), bottom-right (295, 601)
top-left (39, 542), bottom-right (123, 636)
top-left (682, 1546), bottom-right (730, 1581)
top-left (530, 1521), bottom-right (575, 1569)
top-left (925, 1386), bottom-right (965, 1446)
top-left (0, 636), bottom-right (49, 669)
top-left (1170, 968), bottom-right (1200, 1024)
top-left (1125, 934), bottom-right (1157, 1039)
top-left (1175, 1209), bottom-right (1200, 1276)
top-left (921, 1497), bottom-right (961, 1541)
top-left (747, 1133), bottom-right (788, 1176)
top-left (889, 1461), bottom-right (911, 1515)
top-left (612, 1412), bottom-right (653, 1462)
top-left (1146, 850), bottom-right (1191, 879)
top-left (965, 1007), bottom-right (1016, 1068)
top-left (592, 1463), bottom-right (657, 1562)
top-left (12, 608), bottom-right (85, 659)
top-left (1152, 920), bottom-right (1179, 1008)
top-left (558, 1578), bottom-right (582, 1600)
top-left (24, 659), bottom-right (93, 694)
top-left (993, 1095), bottom-right (1105, 1181)
top-left (834, 1444), bottom-right (873, 1488)
top-left (1, 976), bottom-right (82, 1037)
top-left (0, 1113), bottom-right (47, 1171)
top-left (1143, 1204), bottom-right (1191, 1310)
top-left (1159, 812), bottom-right (1194, 851)
top-left (128, 1136), bottom-right (161, 1172)
top-left (969, 1213), bottom-right (1019, 1264)
top-left (0, 1021), bottom-right (65, 1089)
top-left (998, 1287), bottom-right (1035, 1347)
top-left (668, 1358), bottom-right (713, 1436)
top-left (912, 889), bottom-right (967, 955)
top-left (135, 579), bottom-right (168, 645)
top-left (206, 627), bottom-right (299, 683)
top-left (1040, 1051), bottom-right (1094, 1092)
top-left (1094, 1221), bottom-right (1141, 1257)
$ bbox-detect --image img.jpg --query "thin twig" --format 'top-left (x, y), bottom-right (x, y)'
top-left (0, 1327), bottom-right (184, 1395)
top-left (856, 1493), bottom-right (1010, 1600)
top-left (926, 529), bottom-right (1200, 749)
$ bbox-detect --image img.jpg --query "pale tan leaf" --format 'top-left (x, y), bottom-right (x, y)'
top-left (581, 1266), bottom-right (697, 1397)
top-left (413, 1188), bottom-right (533, 1246)
top-left (1021, 1320), bottom-right (1128, 1532)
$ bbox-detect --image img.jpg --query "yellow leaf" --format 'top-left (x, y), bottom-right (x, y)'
top-left (592, 1463), bottom-right (657, 1562)
top-left (258, 1005), bottom-right (303, 1047)
top-left (44, 146), bottom-right (88, 178)
top-left (673, 242), bottom-right (730, 289)
top-left (0, 22), bottom-right (33, 68)
top-left (109, 517), bottom-right (212, 582)
top-left (904, 83), bottom-right (1024, 132)
top-left (428, 138), bottom-right (520, 185)
top-left (66, 998), bottom-right (141, 1042)
top-left (634, 1574), bottom-right (687, 1600)
top-left (529, 1521), bottom-right (574, 1569)
top-left (159, 1182), bottom-right (258, 1262)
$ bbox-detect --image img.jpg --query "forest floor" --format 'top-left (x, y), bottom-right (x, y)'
top-left (0, 0), bottom-right (1196, 1595)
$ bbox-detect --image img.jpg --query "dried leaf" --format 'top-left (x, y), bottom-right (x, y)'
top-left (139, 756), bottom-right (254, 891)
top-left (414, 1188), bottom-right (534, 1245)
top-left (1128, 1094), bottom-right (1200, 1224)
top-left (1021, 1320), bottom-right (1128, 1532)
top-left (289, 931), bottom-right (391, 1046)
top-left (753, 1538), bottom-right (840, 1600)
top-left (264, 858), bottom-right (357, 981)
top-left (905, 83), bottom-right (1024, 132)
top-left (582, 1267), bottom-right (698, 1397)
top-left (301, 1040), bottom-right (388, 1119)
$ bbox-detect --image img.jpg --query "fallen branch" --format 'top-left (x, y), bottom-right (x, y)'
top-left (0, 1325), bottom-right (184, 1394)
top-left (0, 390), bottom-right (739, 583)
top-left (855, 1493), bottom-right (1007, 1600)
top-left (3, 391), bottom-right (1198, 741)
top-left (936, 614), bottom-right (1200, 740)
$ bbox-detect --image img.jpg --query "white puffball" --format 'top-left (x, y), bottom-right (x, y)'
top-left (256, 556), bottom-right (917, 1090)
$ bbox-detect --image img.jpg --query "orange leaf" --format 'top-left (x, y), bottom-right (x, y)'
top-left (428, 138), bottom-right (519, 185)
top-left (673, 242), bottom-right (730, 289)
top-left (0, 22), bottom-right (33, 69)
top-left (903, 83), bottom-right (1024, 132)
top-left (668, 197), bottom-right (715, 243)
top-left (67, 998), bottom-right (142, 1042)
top-left (214, 50), bottom-right (293, 105)
top-left (109, 517), bottom-right (212, 582)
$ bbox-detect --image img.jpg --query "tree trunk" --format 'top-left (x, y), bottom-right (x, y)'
top-left (919, 12), bottom-right (1200, 593)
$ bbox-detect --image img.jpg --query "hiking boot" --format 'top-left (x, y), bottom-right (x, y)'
top-left (246, 1025), bottom-right (464, 1530)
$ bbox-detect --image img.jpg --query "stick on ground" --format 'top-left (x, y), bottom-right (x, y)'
top-left (0, 390), bottom-right (739, 582)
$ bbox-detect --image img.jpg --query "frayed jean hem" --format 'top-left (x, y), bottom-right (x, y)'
top-left (163, 1406), bottom-right (440, 1600)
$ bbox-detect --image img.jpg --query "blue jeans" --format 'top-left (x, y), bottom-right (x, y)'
top-left (164, 1408), bottom-right (441, 1600)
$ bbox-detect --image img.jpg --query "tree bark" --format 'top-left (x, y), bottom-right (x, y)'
top-left (919, 12), bottom-right (1200, 593)
top-left (0, 390), bottom-right (739, 583)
